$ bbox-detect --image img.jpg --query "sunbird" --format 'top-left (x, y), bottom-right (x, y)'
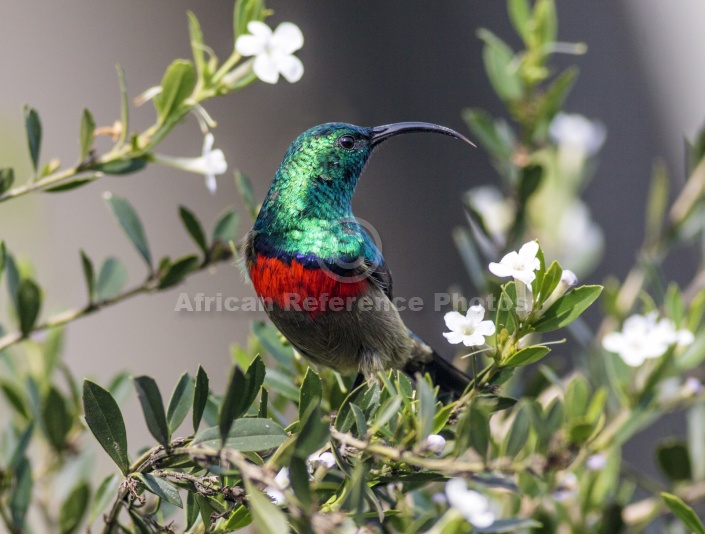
top-left (244, 122), bottom-right (474, 395)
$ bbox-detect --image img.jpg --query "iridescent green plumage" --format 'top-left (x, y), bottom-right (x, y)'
top-left (254, 123), bottom-right (375, 261)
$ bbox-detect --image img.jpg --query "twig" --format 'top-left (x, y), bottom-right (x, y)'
top-left (330, 427), bottom-right (485, 475)
top-left (0, 252), bottom-right (231, 354)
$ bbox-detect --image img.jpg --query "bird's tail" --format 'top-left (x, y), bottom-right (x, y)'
top-left (407, 350), bottom-right (471, 398)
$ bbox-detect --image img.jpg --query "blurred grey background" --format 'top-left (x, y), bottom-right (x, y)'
top-left (0, 2), bottom-right (700, 460)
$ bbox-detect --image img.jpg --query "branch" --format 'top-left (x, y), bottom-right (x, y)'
top-left (330, 427), bottom-right (486, 476)
top-left (0, 251), bottom-right (231, 353)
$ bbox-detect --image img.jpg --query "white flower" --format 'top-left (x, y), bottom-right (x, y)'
top-left (549, 112), bottom-right (606, 156)
top-left (684, 377), bottom-right (703, 396)
top-left (443, 305), bottom-right (495, 347)
top-left (465, 186), bottom-right (513, 245)
top-left (445, 478), bottom-right (494, 528)
top-left (586, 454), bottom-right (607, 471)
top-left (308, 451), bottom-right (336, 470)
top-left (432, 493), bottom-right (448, 506)
top-left (236, 21), bottom-right (304, 84)
top-left (553, 472), bottom-right (578, 502)
top-left (423, 434), bottom-right (446, 455)
top-left (602, 312), bottom-right (694, 367)
top-left (152, 133), bottom-right (227, 194)
top-left (489, 241), bottom-right (541, 285)
top-left (264, 467), bottom-right (289, 506)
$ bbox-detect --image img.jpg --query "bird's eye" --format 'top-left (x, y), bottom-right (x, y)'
top-left (338, 135), bottom-right (355, 150)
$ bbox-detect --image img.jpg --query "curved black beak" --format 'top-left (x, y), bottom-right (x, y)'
top-left (370, 122), bottom-right (475, 148)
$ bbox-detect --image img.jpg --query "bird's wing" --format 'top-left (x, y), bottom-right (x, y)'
top-left (365, 256), bottom-right (393, 300)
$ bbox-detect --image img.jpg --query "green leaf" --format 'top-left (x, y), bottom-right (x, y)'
top-left (154, 60), bottom-right (196, 123)
top-left (502, 345), bottom-right (551, 368)
top-left (79, 108), bottom-right (96, 161)
top-left (505, 404), bottom-right (531, 456)
top-left (42, 386), bottom-right (72, 451)
top-left (243, 479), bottom-right (289, 534)
top-left (235, 170), bottom-right (258, 219)
top-left (9, 423), bottom-right (34, 471)
top-left (104, 193), bottom-right (152, 268)
top-left (264, 368), bottom-right (300, 401)
top-left (193, 418), bottom-right (287, 451)
top-left (88, 474), bottom-right (120, 526)
top-left (167, 372), bottom-right (194, 434)
top-left (193, 365), bottom-right (209, 432)
top-left (350, 403), bottom-right (367, 437)
top-left (80, 250), bottom-right (95, 304)
top-left (565, 375), bottom-right (590, 420)
top-left (129, 509), bottom-right (152, 534)
top-left (518, 164), bottom-right (543, 201)
top-left (17, 278), bottom-right (42, 337)
top-left (567, 417), bottom-right (596, 444)
top-left (135, 473), bottom-right (183, 508)
top-left (185, 492), bottom-right (199, 531)
top-left (537, 260), bottom-right (562, 304)
top-left (96, 157), bottom-right (148, 175)
top-left (456, 402), bottom-right (489, 458)
top-left (478, 29), bottom-right (523, 101)
top-left (234, 0), bottom-right (267, 38)
top-left (83, 380), bottom-right (130, 474)
top-left (508, 0), bottom-right (531, 43)
top-left (538, 67), bottom-right (578, 126)
top-left (371, 395), bottom-right (402, 430)
top-left (259, 387), bottom-right (269, 418)
top-left (334, 383), bottom-right (367, 432)
top-left (295, 404), bottom-right (330, 458)
top-left (298, 367), bottom-right (323, 423)
top-left (289, 456), bottom-right (312, 510)
top-left (244, 355), bottom-right (266, 410)
top-left (662, 492), bottom-right (705, 534)
top-left (59, 482), bottom-right (90, 534)
top-left (6, 253), bottom-right (19, 308)
top-left (461, 109), bottom-right (512, 160)
top-left (133, 376), bottom-right (170, 447)
top-left (253, 322), bottom-right (295, 370)
top-left (416, 375), bottom-right (436, 442)
top-left (24, 105), bottom-right (42, 173)
top-left (534, 0), bottom-right (557, 46)
top-left (187, 12), bottom-right (207, 82)
top-left (657, 439), bottom-right (692, 481)
top-left (157, 254), bottom-right (200, 289)
top-left (220, 366), bottom-right (247, 443)
top-left (0, 168), bottom-right (15, 195)
top-left (212, 210), bottom-right (239, 244)
top-left (532, 285), bottom-right (603, 333)
top-left (9, 457), bottom-right (33, 530)
top-left (179, 206), bottom-right (209, 256)
top-left (342, 461), bottom-right (368, 522)
top-left (95, 257), bottom-right (127, 301)
top-left (44, 177), bottom-right (96, 193)
top-left (665, 282), bottom-right (684, 327)
top-left (195, 495), bottom-right (217, 531)
top-left (1, 380), bottom-right (30, 420)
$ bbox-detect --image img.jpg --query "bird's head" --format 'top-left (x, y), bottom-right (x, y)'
top-left (255, 121), bottom-right (473, 230)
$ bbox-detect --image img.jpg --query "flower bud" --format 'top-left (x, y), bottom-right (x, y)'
top-left (539, 269), bottom-right (578, 316)
top-left (424, 434), bottom-right (446, 455)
